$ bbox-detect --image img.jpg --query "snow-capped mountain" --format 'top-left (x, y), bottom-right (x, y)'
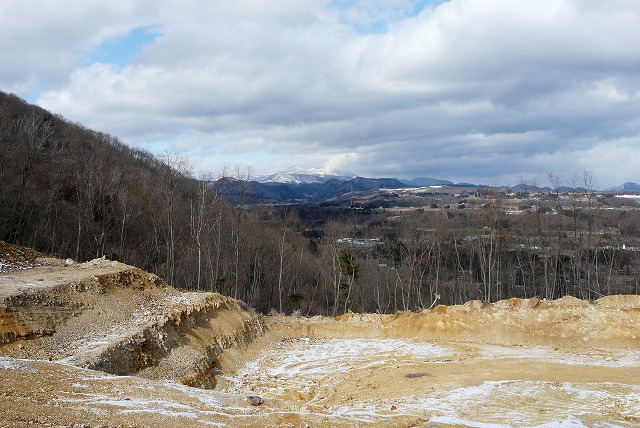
top-left (255, 167), bottom-right (355, 184)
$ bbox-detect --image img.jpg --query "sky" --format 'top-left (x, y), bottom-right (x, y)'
top-left (1, 0), bottom-right (640, 188)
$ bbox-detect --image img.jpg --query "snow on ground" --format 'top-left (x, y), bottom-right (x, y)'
top-left (0, 356), bottom-right (37, 371)
top-left (429, 415), bottom-right (596, 428)
top-left (479, 345), bottom-right (640, 368)
top-left (394, 381), bottom-right (640, 427)
top-left (229, 338), bottom-right (450, 395)
top-left (324, 379), bottom-right (640, 426)
top-left (167, 293), bottom-right (200, 305)
top-left (263, 338), bottom-right (448, 377)
top-left (226, 337), bottom-right (640, 427)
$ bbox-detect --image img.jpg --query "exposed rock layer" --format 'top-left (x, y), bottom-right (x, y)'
top-left (0, 256), bottom-right (265, 388)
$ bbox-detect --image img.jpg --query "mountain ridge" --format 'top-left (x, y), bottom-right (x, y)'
top-left (606, 182), bottom-right (640, 191)
top-left (254, 166), bottom-right (355, 184)
top-left (253, 168), bottom-right (640, 193)
top-left (220, 168), bottom-right (640, 205)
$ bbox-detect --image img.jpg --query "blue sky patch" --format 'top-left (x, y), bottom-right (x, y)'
top-left (410, 0), bottom-right (449, 16)
top-left (330, 0), bottom-right (448, 34)
top-left (86, 26), bottom-right (158, 68)
top-left (25, 79), bottom-right (47, 104)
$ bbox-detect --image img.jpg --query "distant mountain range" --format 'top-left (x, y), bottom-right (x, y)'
top-left (606, 182), bottom-right (640, 191)
top-left (254, 167), bottom-right (355, 184)
top-left (513, 182), bottom-right (640, 192)
top-left (216, 168), bottom-right (490, 204)
top-left (255, 168), bottom-right (473, 187)
top-left (215, 175), bottom-right (409, 204)
top-left (217, 168), bottom-right (640, 204)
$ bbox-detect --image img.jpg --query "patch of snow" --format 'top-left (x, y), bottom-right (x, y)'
top-left (427, 416), bottom-right (511, 428)
top-left (163, 382), bottom-right (225, 408)
top-left (167, 293), bottom-right (197, 305)
top-left (428, 415), bottom-right (601, 428)
top-left (615, 194), bottom-right (640, 199)
top-left (480, 345), bottom-right (640, 368)
top-left (94, 397), bottom-right (199, 418)
top-left (237, 338), bottom-right (640, 428)
top-left (255, 166), bottom-right (355, 184)
top-left (400, 381), bottom-right (640, 427)
top-left (238, 338), bottom-right (449, 382)
top-left (0, 356), bottom-right (37, 371)
top-left (537, 415), bottom-right (634, 427)
top-left (324, 407), bottom-right (397, 423)
top-left (120, 408), bottom-right (199, 419)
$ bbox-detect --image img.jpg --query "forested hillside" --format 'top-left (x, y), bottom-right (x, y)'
top-left (2, 91), bottom-right (640, 316)
top-left (0, 90), bottom-right (315, 314)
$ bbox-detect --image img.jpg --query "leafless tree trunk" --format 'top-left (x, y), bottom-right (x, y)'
top-left (277, 226), bottom-right (287, 313)
top-left (190, 177), bottom-right (212, 290)
top-left (11, 112), bottom-right (54, 241)
top-left (157, 153), bottom-right (191, 286)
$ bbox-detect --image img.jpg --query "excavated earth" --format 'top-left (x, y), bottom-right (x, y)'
top-left (1, 244), bottom-right (640, 427)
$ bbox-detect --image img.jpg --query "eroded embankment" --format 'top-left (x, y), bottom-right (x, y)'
top-left (267, 295), bottom-right (640, 349)
top-left (0, 257), bottom-right (265, 388)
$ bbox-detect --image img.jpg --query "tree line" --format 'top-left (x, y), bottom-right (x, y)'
top-left (2, 90), bottom-right (639, 316)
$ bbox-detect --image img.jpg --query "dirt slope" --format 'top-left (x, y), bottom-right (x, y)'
top-left (1, 244), bottom-right (640, 427)
top-left (270, 295), bottom-right (640, 348)
top-left (0, 253), bottom-right (265, 389)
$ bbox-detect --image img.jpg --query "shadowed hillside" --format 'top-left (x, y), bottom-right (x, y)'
top-left (0, 91), bottom-right (320, 314)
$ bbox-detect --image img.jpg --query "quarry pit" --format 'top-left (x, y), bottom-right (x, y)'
top-left (1, 249), bottom-right (639, 427)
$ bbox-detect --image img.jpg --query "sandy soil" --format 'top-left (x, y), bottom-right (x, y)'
top-left (1, 244), bottom-right (640, 427)
top-left (231, 314), bottom-right (640, 427)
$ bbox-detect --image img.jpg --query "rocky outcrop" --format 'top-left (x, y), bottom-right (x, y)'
top-left (82, 294), bottom-right (266, 388)
top-left (0, 256), bottom-right (265, 389)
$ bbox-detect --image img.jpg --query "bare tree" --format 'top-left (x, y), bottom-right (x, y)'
top-left (10, 112), bottom-right (55, 240)
top-left (190, 175), bottom-right (214, 290)
top-left (339, 249), bottom-right (360, 314)
top-left (156, 153), bottom-right (191, 285)
top-left (230, 165), bottom-right (253, 299)
top-left (276, 208), bottom-right (299, 313)
top-left (547, 172), bottom-right (561, 197)
top-left (0, 112), bottom-right (14, 199)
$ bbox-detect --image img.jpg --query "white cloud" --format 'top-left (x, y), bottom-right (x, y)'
top-left (2, 0), bottom-right (640, 187)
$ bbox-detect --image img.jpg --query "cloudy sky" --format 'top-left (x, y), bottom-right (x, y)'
top-left (2, 0), bottom-right (640, 187)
